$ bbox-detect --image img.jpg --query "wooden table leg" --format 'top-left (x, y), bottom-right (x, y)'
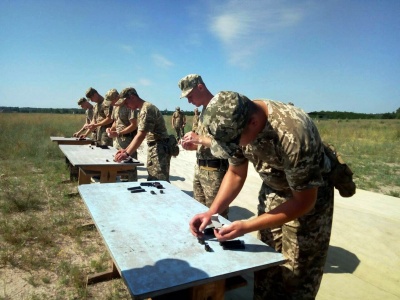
top-left (151, 276), bottom-right (247, 300)
top-left (190, 279), bottom-right (225, 300)
top-left (78, 168), bottom-right (92, 185)
top-left (100, 170), bottom-right (117, 183)
top-left (87, 262), bottom-right (120, 285)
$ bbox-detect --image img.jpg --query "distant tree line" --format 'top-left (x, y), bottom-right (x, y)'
top-left (308, 108), bottom-right (400, 119)
top-left (0, 107), bottom-right (86, 114)
top-left (0, 106), bottom-right (197, 116)
top-left (1, 106), bottom-right (399, 119)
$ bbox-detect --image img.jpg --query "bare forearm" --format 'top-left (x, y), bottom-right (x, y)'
top-left (208, 166), bottom-right (247, 215)
top-left (243, 188), bottom-right (318, 233)
top-left (120, 123), bottom-right (137, 135)
top-left (96, 117), bottom-right (113, 127)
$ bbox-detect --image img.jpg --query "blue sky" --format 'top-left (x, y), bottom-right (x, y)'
top-left (0, 0), bottom-right (399, 113)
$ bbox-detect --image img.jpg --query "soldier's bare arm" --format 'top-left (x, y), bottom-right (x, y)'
top-left (215, 187), bottom-right (318, 241)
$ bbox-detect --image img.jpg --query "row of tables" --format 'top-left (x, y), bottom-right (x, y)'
top-left (51, 137), bottom-right (143, 185)
top-left (51, 136), bottom-right (285, 300)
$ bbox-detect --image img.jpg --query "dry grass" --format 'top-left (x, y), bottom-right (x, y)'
top-left (0, 114), bottom-right (399, 299)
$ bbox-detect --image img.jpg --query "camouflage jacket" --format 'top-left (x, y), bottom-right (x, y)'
top-left (112, 106), bottom-right (138, 133)
top-left (93, 98), bottom-right (112, 128)
top-left (230, 100), bottom-right (326, 192)
top-left (138, 101), bottom-right (169, 142)
top-left (85, 107), bottom-right (94, 124)
top-left (197, 110), bottom-right (228, 162)
top-left (172, 111), bottom-right (186, 127)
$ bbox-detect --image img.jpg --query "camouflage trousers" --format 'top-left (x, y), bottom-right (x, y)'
top-left (89, 131), bottom-right (97, 141)
top-left (193, 165), bottom-right (228, 219)
top-left (97, 126), bottom-right (113, 146)
top-left (146, 141), bottom-right (171, 182)
top-left (174, 126), bottom-right (184, 141)
top-left (254, 182), bottom-right (334, 300)
top-left (113, 136), bottom-right (137, 182)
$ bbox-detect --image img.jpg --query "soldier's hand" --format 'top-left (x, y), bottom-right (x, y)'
top-left (181, 140), bottom-right (197, 151)
top-left (189, 212), bottom-right (212, 238)
top-left (214, 221), bottom-right (246, 241)
top-left (114, 149), bottom-right (127, 162)
top-left (107, 129), bottom-right (118, 138)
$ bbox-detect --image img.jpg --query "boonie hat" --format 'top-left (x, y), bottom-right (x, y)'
top-left (202, 91), bottom-right (251, 159)
top-left (104, 89), bottom-right (119, 104)
top-left (85, 87), bottom-right (97, 98)
top-left (114, 87), bottom-right (138, 106)
top-left (77, 97), bottom-right (87, 105)
top-left (178, 74), bottom-right (204, 98)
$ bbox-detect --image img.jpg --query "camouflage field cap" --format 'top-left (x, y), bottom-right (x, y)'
top-left (202, 91), bottom-right (251, 159)
top-left (114, 87), bottom-right (138, 106)
top-left (77, 97), bottom-right (87, 105)
top-left (85, 87), bottom-right (97, 98)
top-left (104, 88), bottom-right (119, 103)
top-left (178, 74), bottom-right (204, 98)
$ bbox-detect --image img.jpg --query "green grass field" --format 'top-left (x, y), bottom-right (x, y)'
top-left (0, 113), bottom-right (399, 299)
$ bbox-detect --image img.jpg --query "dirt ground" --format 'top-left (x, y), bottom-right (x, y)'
top-left (1, 144), bottom-right (399, 299)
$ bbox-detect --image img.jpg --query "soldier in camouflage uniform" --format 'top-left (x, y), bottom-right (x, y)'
top-left (67, 97), bottom-right (95, 181)
top-left (188, 92), bottom-right (334, 299)
top-left (104, 89), bottom-right (139, 181)
top-left (114, 87), bottom-right (171, 182)
top-left (178, 74), bottom-right (229, 218)
top-left (171, 106), bottom-right (186, 141)
top-left (73, 97), bottom-right (95, 139)
top-left (192, 107), bottom-right (200, 133)
top-left (85, 87), bottom-right (113, 146)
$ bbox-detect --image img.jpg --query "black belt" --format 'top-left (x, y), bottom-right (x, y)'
top-left (197, 159), bottom-right (224, 169)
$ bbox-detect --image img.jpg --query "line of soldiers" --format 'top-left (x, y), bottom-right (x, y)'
top-left (73, 87), bottom-right (171, 182)
top-left (70, 74), bottom-right (337, 299)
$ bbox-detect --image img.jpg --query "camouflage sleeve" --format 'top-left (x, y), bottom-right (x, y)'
top-left (129, 109), bottom-right (137, 121)
top-left (138, 104), bottom-right (155, 132)
top-left (103, 103), bottom-right (113, 118)
top-left (93, 104), bottom-right (99, 121)
top-left (111, 107), bottom-right (118, 121)
top-left (228, 148), bottom-right (248, 166)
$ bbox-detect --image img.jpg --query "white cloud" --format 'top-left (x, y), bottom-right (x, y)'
top-left (208, 0), bottom-right (307, 67)
top-left (137, 78), bottom-right (152, 86)
top-left (119, 78), bottom-right (152, 90)
top-left (120, 44), bottom-right (134, 54)
top-left (152, 54), bottom-right (174, 68)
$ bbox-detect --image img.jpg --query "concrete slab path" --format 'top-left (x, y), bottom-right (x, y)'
top-left (136, 145), bottom-right (400, 299)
